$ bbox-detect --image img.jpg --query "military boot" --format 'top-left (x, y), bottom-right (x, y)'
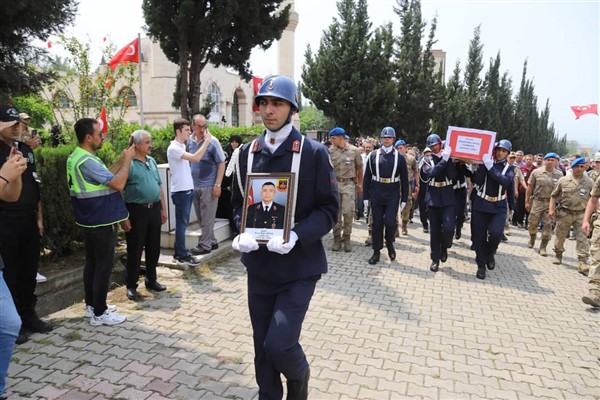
top-left (343, 236), bottom-right (352, 252)
top-left (552, 253), bottom-right (562, 265)
top-left (539, 239), bottom-right (549, 257)
top-left (528, 234), bottom-right (536, 249)
top-left (582, 289), bottom-right (600, 308)
top-left (401, 221), bottom-right (408, 236)
top-left (286, 366), bottom-right (310, 400)
top-left (578, 261), bottom-right (589, 276)
top-left (476, 265), bottom-right (486, 280)
top-left (332, 237), bottom-right (341, 251)
top-left (368, 250), bottom-right (380, 265)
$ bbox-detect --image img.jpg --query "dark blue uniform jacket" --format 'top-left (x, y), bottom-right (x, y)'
top-left (422, 154), bottom-right (457, 207)
top-left (471, 161), bottom-right (515, 213)
top-left (232, 128), bottom-right (339, 284)
top-left (362, 149), bottom-right (409, 204)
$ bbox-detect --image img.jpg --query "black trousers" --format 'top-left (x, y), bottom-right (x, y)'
top-left (471, 209), bottom-right (506, 267)
top-left (513, 191), bottom-right (527, 226)
top-left (418, 186), bottom-right (429, 229)
top-left (83, 224), bottom-right (118, 316)
top-left (428, 205), bottom-right (456, 261)
top-left (455, 188), bottom-right (467, 234)
top-left (125, 203), bottom-right (162, 289)
top-left (371, 198), bottom-right (400, 251)
top-left (0, 214), bottom-right (39, 315)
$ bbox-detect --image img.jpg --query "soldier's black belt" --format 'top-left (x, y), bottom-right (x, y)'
top-left (127, 201), bottom-right (161, 209)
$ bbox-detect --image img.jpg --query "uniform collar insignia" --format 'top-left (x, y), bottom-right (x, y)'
top-left (291, 139), bottom-right (301, 153)
top-left (252, 140), bottom-right (260, 153)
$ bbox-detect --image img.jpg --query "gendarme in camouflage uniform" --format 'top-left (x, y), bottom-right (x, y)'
top-left (525, 153), bottom-right (563, 256)
top-left (549, 157), bottom-right (594, 272)
top-left (329, 128), bottom-right (363, 252)
top-left (581, 172), bottom-right (600, 307)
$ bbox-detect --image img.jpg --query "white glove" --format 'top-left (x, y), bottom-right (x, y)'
top-left (232, 232), bottom-right (259, 253)
top-left (399, 202), bottom-right (406, 212)
top-left (482, 153), bottom-right (493, 170)
top-left (364, 200), bottom-right (369, 210)
top-left (466, 163), bottom-right (473, 171)
top-left (267, 231), bottom-right (298, 255)
top-left (442, 146), bottom-right (452, 161)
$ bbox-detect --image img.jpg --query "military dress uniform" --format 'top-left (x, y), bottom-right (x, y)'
top-left (550, 172), bottom-right (594, 270)
top-left (231, 127), bottom-right (339, 400)
top-left (470, 160), bottom-right (515, 279)
top-left (527, 167), bottom-right (563, 255)
top-left (400, 152), bottom-right (418, 235)
top-left (329, 139), bottom-right (362, 251)
top-left (363, 146), bottom-right (409, 263)
top-left (418, 154), bottom-right (433, 232)
top-left (421, 153), bottom-right (457, 270)
top-left (453, 162), bottom-right (471, 240)
top-left (246, 202), bottom-right (286, 229)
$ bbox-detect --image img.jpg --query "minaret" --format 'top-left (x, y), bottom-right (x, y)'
top-left (278, 0), bottom-right (298, 80)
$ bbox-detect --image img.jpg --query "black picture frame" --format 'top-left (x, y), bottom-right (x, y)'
top-left (240, 173), bottom-right (294, 245)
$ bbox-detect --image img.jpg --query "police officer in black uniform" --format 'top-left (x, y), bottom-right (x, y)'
top-left (363, 127), bottom-right (409, 265)
top-left (421, 133), bottom-right (457, 272)
top-left (470, 139), bottom-right (515, 279)
top-left (0, 105), bottom-right (53, 344)
top-left (246, 182), bottom-right (286, 229)
top-left (231, 75), bottom-right (338, 400)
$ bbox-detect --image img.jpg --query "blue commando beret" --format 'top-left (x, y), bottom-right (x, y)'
top-left (544, 152), bottom-right (559, 160)
top-left (328, 127), bottom-right (345, 136)
top-left (571, 157), bottom-right (586, 168)
top-left (395, 139), bottom-right (406, 147)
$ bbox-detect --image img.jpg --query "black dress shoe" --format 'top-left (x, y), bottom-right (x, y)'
top-left (455, 230), bottom-right (461, 240)
top-left (430, 260), bottom-right (439, 272)
top-left (22, 311), bottom-right (53, 333)
top-left (423, 227), bottom-right (429, 233)
top-left (211, 243), bottom-right (219, 250)
top-left (127, 288), bottom-right (139, 300)
top-left (286, 366), bottom-right (310, 400)
top-left (387, 244), bottom-right (396, 260)
top-left (145, 280), bottom-right (167, 292)
top-left (440, 247), bottom-right (448, 263)
top-left (476, 266), bottom-right (486, 279)
top-left (487, 254), bottom-right (496, 270)
top-left (16, 328), bottom-right (29, 344)
top-left (501, 234), bottom-right (508, 242)
top-left (368, 250), bottom-right (380, 265)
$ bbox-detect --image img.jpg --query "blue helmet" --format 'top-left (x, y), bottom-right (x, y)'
top-left (495, 139), bottom-right (512, 152)
top-left (544, 152), bottom-right (559, 160)
top-left (328, 127), bottom-right (345, 137)
top-left (395, 139), bottom-right (406, 147)
top-left (254, 75), bottom-right (298, 111)
top-left (426, 133), bottom-right (442, 147)
top-left (380, 127), bottom-right (396, 138)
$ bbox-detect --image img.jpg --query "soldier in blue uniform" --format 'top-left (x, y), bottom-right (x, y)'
top-left (230, 75), bottom-right (339, 400)
top-left (362, 127), bottom-right (409, 265)
top-left (420, 134), bottom-right (456, 272)
top-left (454, 161), bottom-right (472, 240)
top-left (470, 139), bottom-right (515, 279)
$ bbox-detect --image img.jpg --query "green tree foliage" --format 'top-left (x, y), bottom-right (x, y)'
top-left (12, 94), bottom-right (55, 128)
top-left (391, 0), bottom-right (442, 145)
top-left (142, 0), bottom-right (290, 120)
top-left (299, 104), bottom-right (334, 132)
top-left (0, 0), bottom-right (77, 101)
top-left (463, 25), bottom-right (485, 128)
top-left (302, 0), bottom-right (395, 137)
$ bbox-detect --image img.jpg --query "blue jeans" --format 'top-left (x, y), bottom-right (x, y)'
top-left (171, 190), bottom-right (193, 258)
top-left (0, 270), bottom-right (21, 395)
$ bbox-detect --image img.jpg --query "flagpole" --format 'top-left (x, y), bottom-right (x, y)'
top-left (137, 33), bottom-right (145, 129)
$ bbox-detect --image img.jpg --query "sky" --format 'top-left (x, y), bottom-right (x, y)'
top-left (51, 0), bottom-right (600, 148)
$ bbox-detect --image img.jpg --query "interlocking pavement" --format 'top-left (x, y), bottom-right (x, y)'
top-left (5, 216), bottom-right (600, 399)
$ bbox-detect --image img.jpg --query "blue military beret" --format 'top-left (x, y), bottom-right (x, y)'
top-left (329, 127), bottom-right (345, 136)
top-left (344, 135), bottom-right (350, 140)
top-left (571, 157), bottom-right (586, 168)
top-left (544, 152), bottom-right (559, 160)
top-left (395, 139), bottom-right (406, 147)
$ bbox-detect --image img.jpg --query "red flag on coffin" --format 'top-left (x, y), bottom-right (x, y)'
top-left (252, 76), bottom-right (263, 112)
top-left (570, 104), bottom-right (598, 119)
top-left (108, 38), bottom-right (139, 71)
top-left (99, 106), bottom-right (108, 134)
top-left (247, 185), bottom-right (254, 205)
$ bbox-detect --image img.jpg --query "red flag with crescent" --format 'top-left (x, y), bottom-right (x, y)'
top-left (247, 185), bottom-right (254, 205)
top-left (252, 76), bottom-right (263, 112)
top-left (108, 38), bottom-right (139, 71)
top-left (570, 104), bottom-right (598, 120)
top-left (99, 106), bottom-right (108, 134)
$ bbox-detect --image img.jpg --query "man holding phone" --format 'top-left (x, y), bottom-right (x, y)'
top-left (0, 105), bottom-right (52, 344)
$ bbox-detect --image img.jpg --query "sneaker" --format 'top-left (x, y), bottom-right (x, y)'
top-left (190, 246), bottom-right (211, 256)
top-left (174, 255), bottom-right (200, 266)
top-left (36, 273), bottom-right (47, 283)
top-left (85, 304), bottom-right (117, 318)
top-left (90, 310), bottom-right (127, 326)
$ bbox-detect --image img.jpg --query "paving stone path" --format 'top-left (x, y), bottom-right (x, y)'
top-left (5, 216), bottom-right (600, 399)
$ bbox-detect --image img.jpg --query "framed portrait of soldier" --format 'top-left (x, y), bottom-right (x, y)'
top-left (241, 173), bottom-right (295, 244)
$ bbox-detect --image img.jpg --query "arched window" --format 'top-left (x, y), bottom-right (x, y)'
top-left (118, 87), bottom-right (137, 107)
top-left (232, 92), bottom-right (239, 127)
top-left (208, 83), bottom-right (221, 115)
top-left (54, 92), bottom-right (70, 109)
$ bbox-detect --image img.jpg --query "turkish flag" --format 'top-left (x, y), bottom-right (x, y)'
top-left (108, 38), bottom-right (139, 71)
top-left (570, 104), bottom-right (598, 119)
top-left (247, 185), bottom-right (254, 205)
top-left (252, 76), bottom-right (263, 112)
top-left (99, 106), bottom-right (108, 134)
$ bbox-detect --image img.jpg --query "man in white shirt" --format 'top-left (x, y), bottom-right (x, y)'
top-left (166, 118), bottom-right (211, 265)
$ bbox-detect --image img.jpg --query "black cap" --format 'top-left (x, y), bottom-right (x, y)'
top-left (0, 105), bottom-right (21, 122)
